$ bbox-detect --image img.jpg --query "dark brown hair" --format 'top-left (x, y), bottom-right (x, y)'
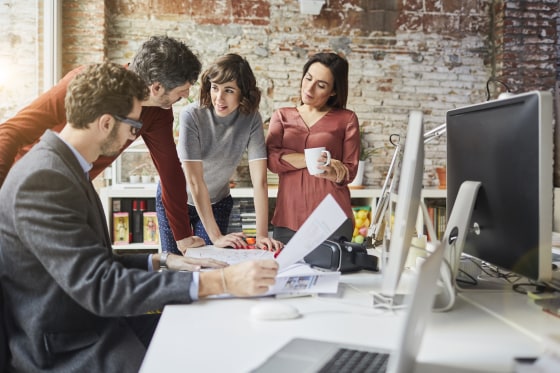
top-left (129, 35), bottom-right (202, 91)
top-left (300, 53), bottom-right (349, 109)
top-left (199, 54), bottom-right (261, 114)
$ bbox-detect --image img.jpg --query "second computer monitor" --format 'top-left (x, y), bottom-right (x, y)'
top-left (381, 110), bottom-right (424, 297)
top-left (446, 91), bottom-right (553, 283)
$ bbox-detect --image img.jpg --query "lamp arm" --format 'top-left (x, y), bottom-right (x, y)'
top-left (424, 123), bottom-right (447, 144)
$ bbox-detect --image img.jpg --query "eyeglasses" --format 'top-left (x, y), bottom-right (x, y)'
top-left (112, 114), bottom-right (143, 136)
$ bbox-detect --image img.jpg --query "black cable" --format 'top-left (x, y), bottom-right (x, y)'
top-left (486, 77), bottom-right (512, 101)
top-left (458, 255), bottom-right (552, 294)
top-left (464, 256), bottom-right (527, 288)
top-left (389, 134), bottom-right (400, 147)
top-left (512, 283), bottom-right (550, 295)
top-left (456, 268), bottom-right (477, 286)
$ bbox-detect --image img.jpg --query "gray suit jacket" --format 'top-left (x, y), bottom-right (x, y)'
top-left (0, 131), bottom-right (194, 372)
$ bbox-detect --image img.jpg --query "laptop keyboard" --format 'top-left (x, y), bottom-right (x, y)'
top-left (317, 348), bottom-right (389, 373)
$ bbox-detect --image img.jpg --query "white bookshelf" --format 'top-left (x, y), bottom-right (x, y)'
top-left (99, 186), bottom-right (447, 251)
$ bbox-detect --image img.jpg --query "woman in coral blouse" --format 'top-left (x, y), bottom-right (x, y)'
top-left (266, 52), bottom-right (360, 243)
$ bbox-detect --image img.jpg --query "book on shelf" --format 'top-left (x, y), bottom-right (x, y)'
top-left (241, 211), bottom-right (257, 236)
top-left (227, 199), bottom-right (242, 234)
top-left (131, 199), bottom-right (146, 243)
top-left (143, 212), bottom-right (159, 244)
top-left (113, 212), bottom-right (130, 245)
top-left (424, 201), bottom-right (447, 241)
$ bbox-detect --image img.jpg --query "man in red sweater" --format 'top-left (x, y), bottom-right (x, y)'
top-left (0, 35), bottom-right (205, 251)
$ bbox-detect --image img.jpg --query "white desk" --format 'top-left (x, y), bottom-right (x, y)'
top-left (140, 272), bottom-right (559, 373)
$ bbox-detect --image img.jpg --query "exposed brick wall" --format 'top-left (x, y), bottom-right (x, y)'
top-left (2, 0), bottom-right (559, 188)
top-left (61, 0), bottom-right (107, 72)
top-left (97, 0), bottom-right (497, 187)
top-left (495, 0), bottom-right (557, 92)
top-left (0, 0), bottom-right (40, 120)
top-left (108, 0), bottom-right (270, 25)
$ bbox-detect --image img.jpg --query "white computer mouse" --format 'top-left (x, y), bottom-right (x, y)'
top-left (250, 301), bottom-right (301, 321)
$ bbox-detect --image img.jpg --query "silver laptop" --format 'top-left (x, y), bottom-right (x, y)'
top-left (251, 242), bottom-right (445, 373)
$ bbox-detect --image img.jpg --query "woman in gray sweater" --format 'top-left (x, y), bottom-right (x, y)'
top-left (156, 54), bottom-right (283, 254)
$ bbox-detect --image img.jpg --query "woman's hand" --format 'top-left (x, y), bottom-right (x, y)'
top-left (212, 232), bottom-right (249, 249)
top-left (318, 158), bottom-right (349, 184)
top-left (256, 235), bottom-right (284, 252)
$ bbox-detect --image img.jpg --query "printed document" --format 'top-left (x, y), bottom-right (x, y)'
top-left (185, 194), bottom-right (347, 295)
top-left (274, 193), bottom-right (347, 271)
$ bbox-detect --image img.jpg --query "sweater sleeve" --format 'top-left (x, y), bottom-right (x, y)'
top-left (140, 107), bottom-right (193, 241)
top-left (0, 67), bottom-right (83, 187)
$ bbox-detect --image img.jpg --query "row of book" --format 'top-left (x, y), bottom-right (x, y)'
top-left (112, 198), bottom-right (159, 245)
top-left (227, 198), bottom-right (276, 236)
top-left (227, 198), bottom-right (259, 236)
top-left (424, 201), bottom-right (447, 241)
top-left (112, 197), bottom-right (265, 245)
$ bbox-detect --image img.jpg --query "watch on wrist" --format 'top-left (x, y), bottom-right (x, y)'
top-left (159, 252), bottom-right (169, 271)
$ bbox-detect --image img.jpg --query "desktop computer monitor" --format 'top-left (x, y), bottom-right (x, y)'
top-left (380, 110), bottom-right (424, 297)
top-left (446, 91), bottom-right (553, 283)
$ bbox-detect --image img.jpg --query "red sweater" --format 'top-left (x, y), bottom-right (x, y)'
top-left (0, 66), bottom-right (193, 240)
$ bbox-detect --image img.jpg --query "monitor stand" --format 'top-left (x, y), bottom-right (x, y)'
top-left (371, 201), bottom-right (442, 311)
top-left (371, 181), bottom-right (482, 312)
top-left (372, 292), bottom-right (407, 310)
top-left (371, 232), bottom-right (408, 310)
top-left (435, 181), bottom-right (481, 311)
top-left (371, 233), bottom-right (416, 311)
top-left (372, 240), bottom-right (446, 310)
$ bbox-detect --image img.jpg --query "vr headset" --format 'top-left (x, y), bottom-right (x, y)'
top-left (303, 219), bottom-right (378, 273)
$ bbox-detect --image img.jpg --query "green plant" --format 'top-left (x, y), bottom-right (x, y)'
top-left (358, 127), bottom-right (376, 161)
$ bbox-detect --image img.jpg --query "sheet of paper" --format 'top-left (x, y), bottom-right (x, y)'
top-left (275, 193), bottom-right (347, 271)
top-left (267, 263), bottom-right (341, 295)
top-left (185, 245), bottom-right (274, 264)
top-left (186, 247), bottom-right (341, 296)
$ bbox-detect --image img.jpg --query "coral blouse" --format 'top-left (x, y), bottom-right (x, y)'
top-left (266, 107), bottom-right (360, 231)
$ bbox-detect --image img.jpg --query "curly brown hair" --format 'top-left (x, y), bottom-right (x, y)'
top-left (65, 62), bottom-right (149, 129)
top-left (199, 54), bottom-right (261, 114)
top-left (129, 35), bottom-right (202, 91)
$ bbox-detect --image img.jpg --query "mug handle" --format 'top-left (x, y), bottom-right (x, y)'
top-left (321, 150), bottom-right (331, 166)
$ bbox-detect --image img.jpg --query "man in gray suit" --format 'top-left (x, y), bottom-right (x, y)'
top-left (0, 62), bottom-right (278, 372)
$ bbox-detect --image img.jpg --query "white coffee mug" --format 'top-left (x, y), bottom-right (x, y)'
top-left (304, 147), bottom-right (331, 175)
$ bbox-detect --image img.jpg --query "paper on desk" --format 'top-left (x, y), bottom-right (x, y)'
top-left (275, 194), bottom-right (347, 271)
top-left (266, 263), bottom-right (340, 295)
top-left (186, 245), bottom-right (274, 264)
top-left (186, 194), bottom-right (346, 271)
top-left (186, 247), bottom-right (340, 295)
